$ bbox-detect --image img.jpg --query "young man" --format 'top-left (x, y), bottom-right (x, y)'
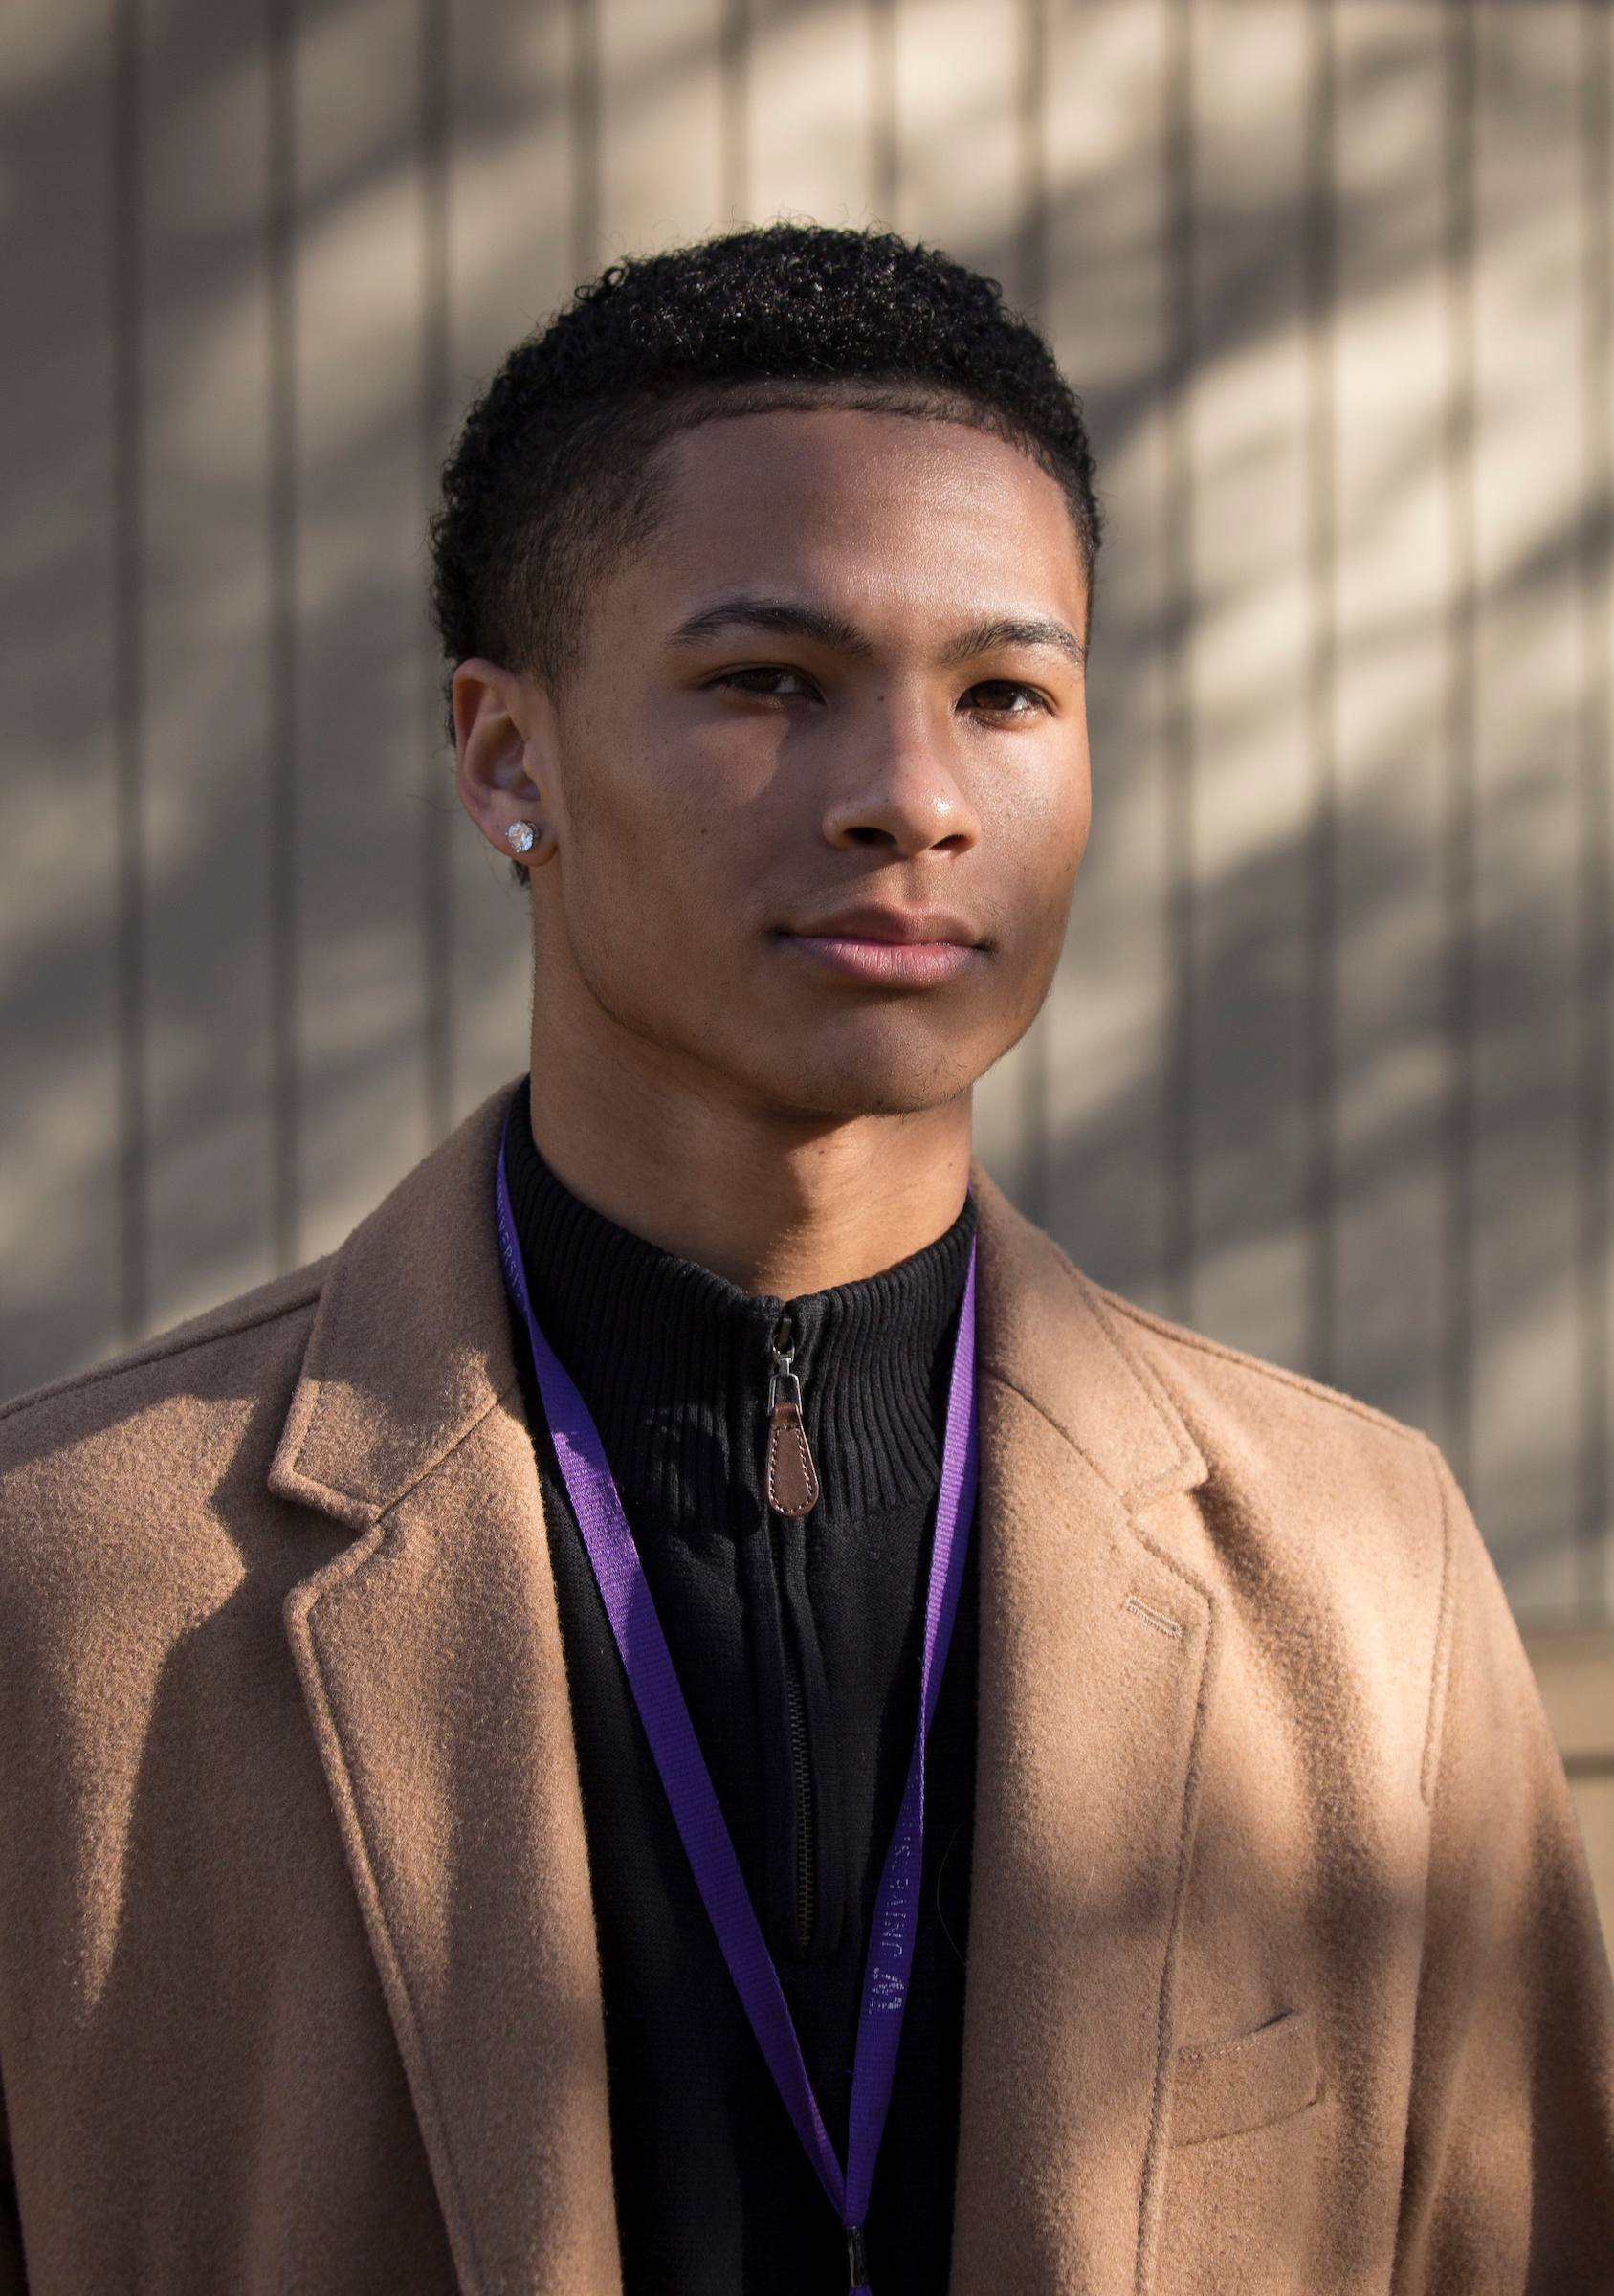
top-left (0, 227), bottom-right (1609, 2295)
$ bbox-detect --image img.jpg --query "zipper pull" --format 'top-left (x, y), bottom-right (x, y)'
top-left (847, 2224), bottom-right (872, 2293)
top-left (766, 1314), bottom-right (820, 1518)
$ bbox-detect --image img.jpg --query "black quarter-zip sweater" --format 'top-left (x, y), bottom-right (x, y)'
top-left (503, 1085), bottom-right (979, 2296)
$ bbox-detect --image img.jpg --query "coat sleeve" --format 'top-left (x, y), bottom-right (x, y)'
top-left (1392, 1446), bottom-right (1614, 2293)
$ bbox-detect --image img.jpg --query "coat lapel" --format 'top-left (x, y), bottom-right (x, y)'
top-left (952, 1179), bottom-right (1213, 2296)
top-left (270, 1088), bottom-right (621, 2296)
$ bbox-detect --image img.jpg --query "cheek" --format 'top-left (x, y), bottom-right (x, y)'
top-left (567, 705), bottom-right (805, 888)
top-left (558, 736), bottom-right (756, 981)
top-left (991, 751), bottom-right (1091, 931)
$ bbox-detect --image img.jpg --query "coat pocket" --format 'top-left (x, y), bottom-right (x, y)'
top-left (1169, 2007), bottom-right (1319, 2147)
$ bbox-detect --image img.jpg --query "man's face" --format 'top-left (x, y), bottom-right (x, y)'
top-left (493, 408), bottom-right (1091, 1123)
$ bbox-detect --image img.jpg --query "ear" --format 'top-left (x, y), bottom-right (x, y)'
top-left (453, 658), bottom-right (561, 867)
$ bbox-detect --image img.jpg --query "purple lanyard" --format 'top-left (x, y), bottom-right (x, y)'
top-left (496, 1126), bottom-right (977, 2294)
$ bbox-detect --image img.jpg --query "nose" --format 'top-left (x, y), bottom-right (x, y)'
top-left (821, 692), bottom-right (982, 860)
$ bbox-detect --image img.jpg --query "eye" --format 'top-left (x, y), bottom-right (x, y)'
top-left (959, 679), bottom-right (1050, 719)
top-left (712, 664), bottom-right (823, 702)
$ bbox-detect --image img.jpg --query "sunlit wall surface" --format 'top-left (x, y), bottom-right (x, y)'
top-left (4, 0), bottom-right (1612, 1627)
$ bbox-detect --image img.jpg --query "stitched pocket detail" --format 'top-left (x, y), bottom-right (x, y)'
top-left (1170, 2007), bottom-right (1319, 2147)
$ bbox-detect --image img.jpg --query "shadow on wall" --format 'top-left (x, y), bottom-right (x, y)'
top-left (1028, 0), bottom-right (1603, 1616)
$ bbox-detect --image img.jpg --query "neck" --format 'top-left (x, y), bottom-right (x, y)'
top-left (525, 1016), bottom-right (972, 1300)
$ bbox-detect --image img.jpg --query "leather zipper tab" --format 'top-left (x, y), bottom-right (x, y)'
top-left (766, 1314), bottom-right (820, 1518)
top-left (847, 2224), bottom-right (871, 2292)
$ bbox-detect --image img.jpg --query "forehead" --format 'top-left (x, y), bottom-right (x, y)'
top-left (645, 408), bottom-right (1088, 627)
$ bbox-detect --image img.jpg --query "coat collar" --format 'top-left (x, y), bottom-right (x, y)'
top-left (268, 1090), bottom-right (519, 1532)
top-left (265, 1090), bottom-right (1205, 1534)
top-left (970, 1167), bottom-right (1206, 1508)
top-left (271, 1084), bottom-right (1214, 2295)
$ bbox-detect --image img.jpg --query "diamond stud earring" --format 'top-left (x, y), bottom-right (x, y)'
top-left (505, 821), bottom-right (536, 855)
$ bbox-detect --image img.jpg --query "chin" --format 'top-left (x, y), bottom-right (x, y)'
top-left (752, 1038), bottom-right (992, 1122)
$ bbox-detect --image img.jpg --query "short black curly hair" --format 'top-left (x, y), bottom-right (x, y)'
top-left (430, 223), bottom-right (1099, 691)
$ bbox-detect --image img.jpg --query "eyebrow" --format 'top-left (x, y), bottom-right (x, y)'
top-left (666, 596), bottom-right (1085, 671)
top-left (667, 598), bottom-right (874, 656)
top-left (940, 616), bottom-right (1087, 669)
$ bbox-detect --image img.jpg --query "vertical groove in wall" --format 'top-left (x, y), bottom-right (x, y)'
top-left (572, 0), bottom-right (600, 285)
top-left (1441, 0), bottom-right (1478, 1490)
top-left (1578, 0), bottom-right (1613, 1617)
top-left (1161, 0), bottom-right (1195, 1323)
top-left (1302, 0), bottom-right (1338, 1385)
top-left (721, 0), bottom-right (749, 225)
top-left (870, 0), bottom-right (897, 227)
top-left (1017, 0), bottom-right (1047, 312)
top-left (111, 0), bottom-right (146, 1342)
top-left (1017, 0), bottom-right (1050, 1225)
top-left (267, 0), bottom-right (299, 1271)
top-left (421, 0), bottom-right (453, 1146)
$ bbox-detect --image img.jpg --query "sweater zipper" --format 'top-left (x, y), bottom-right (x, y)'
top-left (768, 1314), bottom-right (817, 1951)
top-left (781, 1627), bottom-right (815, 1950)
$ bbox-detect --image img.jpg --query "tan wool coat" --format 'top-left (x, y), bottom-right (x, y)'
top-left (0, 1085), bottom-right (1611, 2295)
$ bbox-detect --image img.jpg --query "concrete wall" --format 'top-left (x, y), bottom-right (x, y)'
top-left (6, 1), bottom-right (1614, 1651)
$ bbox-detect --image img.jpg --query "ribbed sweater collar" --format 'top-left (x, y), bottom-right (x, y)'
top-left (503, 1078), bottom-right (976, 1534)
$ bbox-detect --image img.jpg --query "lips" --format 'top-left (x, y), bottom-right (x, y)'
top-left (780, 907), bottom-right (982, 988)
